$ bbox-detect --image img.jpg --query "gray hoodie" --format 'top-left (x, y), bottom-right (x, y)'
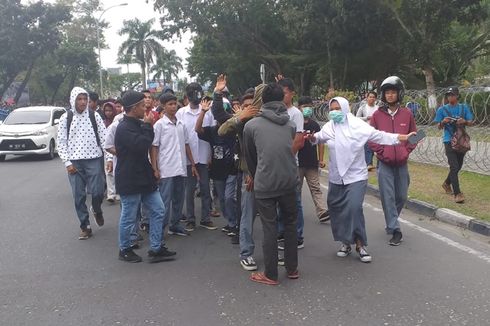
top-left (243, 101), bottom-right (298, 199)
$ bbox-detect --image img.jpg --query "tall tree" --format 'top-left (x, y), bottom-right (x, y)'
top-left (149, 49), bottom-right (183, 84)
top-left (118, 18), bottom-right (167, 89)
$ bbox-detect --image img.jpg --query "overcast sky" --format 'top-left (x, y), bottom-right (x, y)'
top-left (28, 0), bottom-right (192, 77)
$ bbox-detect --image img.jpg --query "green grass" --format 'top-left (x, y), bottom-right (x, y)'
top-left (322, 149), bottom-right (490, 221)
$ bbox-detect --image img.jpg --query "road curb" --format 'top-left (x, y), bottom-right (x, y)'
top-left (366, 184), bottom-right (490, 237)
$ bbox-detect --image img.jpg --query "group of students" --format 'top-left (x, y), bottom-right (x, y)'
top-left (57, 74), bottom-right (474, 285)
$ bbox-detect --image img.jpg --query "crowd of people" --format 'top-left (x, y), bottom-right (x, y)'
top-left (56, 74), bottom-right (474, 285)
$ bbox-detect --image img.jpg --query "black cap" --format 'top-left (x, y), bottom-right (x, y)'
top-left (121, 90), bottom-right (145, 108)
top-left (159, 93), bottom-right (177, 105)
top-left (445, 86), bottom-right (459, 96)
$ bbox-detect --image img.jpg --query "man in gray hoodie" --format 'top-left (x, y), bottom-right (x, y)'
top-left (243, 83), bottom-right (299, 285)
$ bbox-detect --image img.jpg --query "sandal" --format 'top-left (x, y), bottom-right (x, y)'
top-left (287, 270), bottom-right (299, 279)
top-left (250, 272), bottom-right (279, 285)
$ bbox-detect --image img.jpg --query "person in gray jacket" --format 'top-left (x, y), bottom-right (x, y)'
top-left (243, 83), bottom-right (299, 285)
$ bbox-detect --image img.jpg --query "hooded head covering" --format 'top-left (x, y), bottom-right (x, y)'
top-left (102, 102), bottom-right (117, 127)
top-left (70, 87), bottom-right (89, 112)
top-left (322, 97), bottom-right (375, 178)
top-left (259, 101), bottom-right (290, 126)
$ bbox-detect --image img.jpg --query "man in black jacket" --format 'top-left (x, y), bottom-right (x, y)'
top-left (115, 90), bottom-right (176, 263)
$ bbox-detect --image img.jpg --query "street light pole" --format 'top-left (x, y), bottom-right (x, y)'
top-left (96, 3), bottom-right (128, 97)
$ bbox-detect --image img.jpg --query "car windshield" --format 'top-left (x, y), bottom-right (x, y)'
top-left (3, 111), bottom-right (51, 125)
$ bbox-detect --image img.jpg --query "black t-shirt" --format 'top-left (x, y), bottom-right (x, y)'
top-left (298, 119), bottom-right (321, 168)
top-left (198, 126), bottom-right (238, 180)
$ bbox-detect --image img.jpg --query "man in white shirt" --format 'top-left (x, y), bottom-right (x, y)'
top-left (151, 93), bottom-right (199, 236)
top-left (57, 87), bottom-right (107, 240)
top-left (176, 82), bottom-right (217, 231)
top-left (277, 77), bottom-right (305, 249)
top-left (356, 91), bottom-right (379, 170)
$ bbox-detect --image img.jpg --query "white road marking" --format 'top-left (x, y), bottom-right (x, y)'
top-left (319, 182), bottom-right (490, 264)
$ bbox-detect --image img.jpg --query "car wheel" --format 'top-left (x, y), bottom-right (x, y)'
top-left (44, 140), bottom-right (55, 160)
top-left (0, 154), bottom-right (5, 162)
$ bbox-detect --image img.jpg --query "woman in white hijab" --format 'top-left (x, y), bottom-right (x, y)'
top-left (308, 97), bottom-right (415, 263)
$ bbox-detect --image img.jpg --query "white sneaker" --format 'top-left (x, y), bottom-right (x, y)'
top-left (240, 256), bottom-right (258, 271)
top-left (336, 244), bottom-right (352, 257)
top-left (357, 246), bottom-right (372, 263)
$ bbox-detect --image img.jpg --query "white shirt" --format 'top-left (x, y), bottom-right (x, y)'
top-left (104, 113), bottom-right (124, 168)
top-left (356, 103), bottom-right (379, 121)
top-left (287, 106), bottom-right (304, 132)
top-left (152, 115), bottom-right (188, 178)
top-left (57, 108), bottom-right (107, 167)
top-left (176, 105), bottom-right (212, 165)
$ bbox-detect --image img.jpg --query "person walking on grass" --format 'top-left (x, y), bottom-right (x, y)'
top-left (307, 96), bottom-right (415, 263)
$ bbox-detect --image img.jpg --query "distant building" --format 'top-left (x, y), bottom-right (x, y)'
top-left (107, 67), bottom-right (122, 76)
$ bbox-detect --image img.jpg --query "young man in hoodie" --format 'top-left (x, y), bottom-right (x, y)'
top-left (368, 76), bottom-right (417, 246)
top-left (243, 82), bottom-right (299, 285)
top-left (57, 87), bottom-right (107, 240)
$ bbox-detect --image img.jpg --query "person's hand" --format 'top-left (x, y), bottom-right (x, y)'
top-left (106, 161), bottom-right (113, 173)
top-left (304, 133), bottom-right (316, 143)
top-left (275, 74), bottom-right (285, 82)
top-left (153, 169), bottom-right (160, 180)
top-left (319, 161), bottom-right (326, 168)
top-left (144, 111), bottom-right (154, 124)
top-left (238, 105), bottom-right (259, 122)
top-left (214, 74), bottom-right (227, 93)
top-left (66, 164), bottom-right (77, 175)
top-left (232, 104), bottom-right (242, 114)
top-left (399, 132), bottom-right (416, 142)
top-left (442, 117), bottom-right (452, 124)
top-left (456, 118), bottom-right (466, 126)
top-left (201, 98), bottom-right (212, 112)
top-left (245, 175), bottom-right (254, 192)
top-left (191, 165), bottom-right (200, 181)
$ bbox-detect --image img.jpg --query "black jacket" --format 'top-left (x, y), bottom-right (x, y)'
top-left (114, 115), bottom-right (157, 195)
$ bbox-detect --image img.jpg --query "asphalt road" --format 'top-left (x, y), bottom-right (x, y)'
top-left (0, 155), bottom-right (489, 326)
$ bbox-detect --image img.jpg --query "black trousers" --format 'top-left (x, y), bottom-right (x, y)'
top-left (444, 143), bottom-right (466, 195)
top-left (256, 191), bottom-right (297, 281)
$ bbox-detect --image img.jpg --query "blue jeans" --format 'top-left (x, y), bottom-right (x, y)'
top-left (377, 161), bottom-right (410, 234)
top-left (159, 176), bottom-right (186, 230)
top-left (214, 175), bottom-right (238, 228)
top-left (364, 144), bottom-right (374, 166)
top-left (278, 179), bottom-right (303, 241)
top-left (67, 157), bottom-right (105, 228)
top-left (119, 191), bottom-right (165, 252)
top-left (239, 174), bottom-right (257, 259)
top-left (185, 164), bottom-right (211, 223)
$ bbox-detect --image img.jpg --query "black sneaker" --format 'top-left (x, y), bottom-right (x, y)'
top-left (240, 256), bottom-right (258, 271)
top-left (278, 239), bottom-right (304, 250)
top-left (200, 221), bottom-right (218, 230)
top-left (119, 249), bottom-right (142, 263)
top-left (227, 227), bottom-right (238, 237)
top-left (319, 210), bottom-right (330, 223)
top-left (278, 257), bottom-right (285, 266)
top-left (221, 225), bottom-right (232, 233)
top-left (389, 230), bottom-right (403, 246)
top-left (148, 247), bottom-right (176, 263)
top-left (277, 234), bottom-right (285, 242)
top-left (130, 242), bottom-right (140, 250)
top-left (185, 221), bottom-right (195, 232)
top-left (90, 206), bottom-right (104, 227)
top-left (230, 234), bottom-right (239, 244)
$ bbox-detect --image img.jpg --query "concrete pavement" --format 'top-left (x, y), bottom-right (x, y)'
top-left (0, 155), bottom-right (489, 326)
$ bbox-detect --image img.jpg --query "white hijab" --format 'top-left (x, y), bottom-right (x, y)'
top-left (323, 97), bottom-right (375, 178)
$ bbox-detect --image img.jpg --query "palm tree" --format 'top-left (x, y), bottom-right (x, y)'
top-left (118, 18), bottom-right (166, 89)
top-left (149, 49), bottom-right (183, 85)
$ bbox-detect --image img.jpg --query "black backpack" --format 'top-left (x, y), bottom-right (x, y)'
top-left (66, 109), bottom-right (101, 147)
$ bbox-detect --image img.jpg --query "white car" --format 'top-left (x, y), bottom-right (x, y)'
top-left (0, 106), bottom-right (66, 161)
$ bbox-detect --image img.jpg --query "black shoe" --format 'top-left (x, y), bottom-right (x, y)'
top-left (185, 221), bottom-right (195, 232)
top-left (319, 210), bottom-right (330, 223)
top-left (119, 249), bottom-right (142, 263)
top-left (278, 239), bottom-right (304, 250)
top-left (389, 230), bottom-right (403, 246)
top-left (277, 234), bottom-right (285, 242)
top-left (227, 227), bottom-right (238, 237)
top-left (148, 247), bottom-right (177, 263)
top-left (230, 234), bottom-right (239, 244)
top-left (130, 242), bottom-right (140, 250)
top-left (90, 206), bottom-right (104, 227)
top-left (221, 225), bottom-right (232, 233)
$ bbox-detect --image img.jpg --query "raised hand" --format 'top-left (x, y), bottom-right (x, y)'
top-left (238, 105), bottom-right (259, 122)
top-left (201, 98), bottom-right (212, 112)
top-left (214, 74), bottom-right (227, 93)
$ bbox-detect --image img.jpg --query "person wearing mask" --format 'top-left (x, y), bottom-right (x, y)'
top-left (297, 96), bottom-right (329, 223)
top-left (369, 77), bottom-right (417, 246)
top-left (115, 90), bottom-right (176, 263)
top-left (306, 97), bottom-right (415, 263)
top-left (57, 87), bottom-right (107, 240)
top-left (356, 91), bottom-right (379, 171)
top-left (434, 87), bottom-right (474, 203)
top-left (176, 83), bottom-right (217, 231)
top-left (243, 82), bottom-right (299, 285)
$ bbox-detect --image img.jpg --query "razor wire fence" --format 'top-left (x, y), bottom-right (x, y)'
top-left (313, 87), bottom-right (490, 175)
